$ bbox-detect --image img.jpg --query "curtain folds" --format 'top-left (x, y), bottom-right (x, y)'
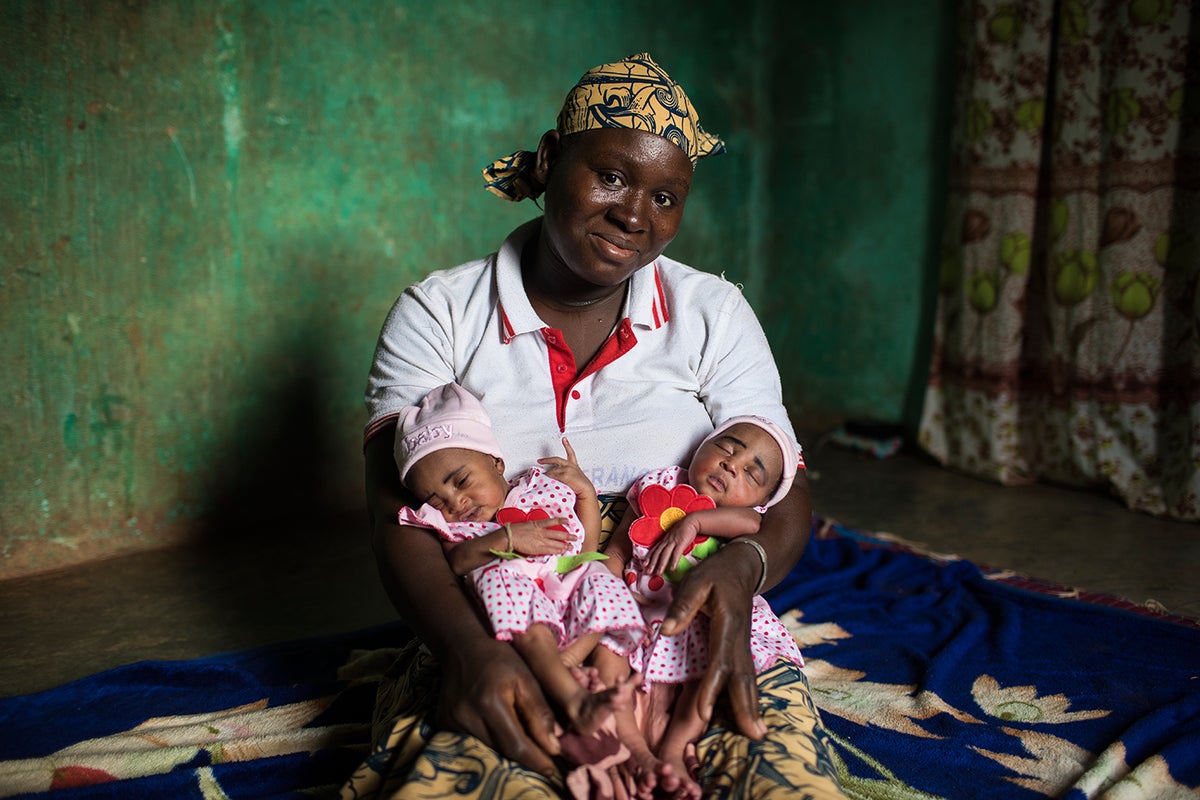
top-left (919, 0), bottom-right (1200, 519)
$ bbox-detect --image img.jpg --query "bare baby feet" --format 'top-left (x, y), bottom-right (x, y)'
top-left (568, 670), bottom-right (639, 735)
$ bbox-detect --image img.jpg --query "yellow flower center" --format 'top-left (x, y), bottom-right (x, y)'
top-left (659, 507), bottom-right (686, 530)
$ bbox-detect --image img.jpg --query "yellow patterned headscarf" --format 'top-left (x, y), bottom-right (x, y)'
top-left (482, 53), bottom-right (726, 202)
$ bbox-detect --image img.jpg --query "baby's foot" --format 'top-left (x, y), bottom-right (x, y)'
top-left (660, 747), bottom-right (701, 800)
top-left (569, 671), bottom-right (640, 735)
top-left (621, 749), bottom-right (678, 800)
top-left (569, 664), bottom-right (603, 692)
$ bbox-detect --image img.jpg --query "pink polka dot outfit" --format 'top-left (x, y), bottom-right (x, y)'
top-left (399, 466), bottom-right (644, 658)
top-left (624, 466), bottom-right (803, 687)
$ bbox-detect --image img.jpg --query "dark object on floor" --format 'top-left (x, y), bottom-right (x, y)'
top-left (828, 418), bottom-right (904, 459)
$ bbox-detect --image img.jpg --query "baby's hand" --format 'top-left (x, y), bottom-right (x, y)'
top-left (507, 518), bottom-right (576, 556)
top-left (537, 438), bottom-right (597, 500)
top-left (644, 515), bottom-right (702, 576)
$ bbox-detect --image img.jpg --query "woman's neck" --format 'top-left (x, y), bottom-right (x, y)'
top-left (520, 234), bottom-right (627, 314)
top-left (520, 237), bottom-right (627, 368)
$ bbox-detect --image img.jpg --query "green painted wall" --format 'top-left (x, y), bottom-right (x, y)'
top-left (0, 1), bottom-right (953, 575)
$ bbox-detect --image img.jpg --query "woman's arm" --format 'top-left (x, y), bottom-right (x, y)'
top-left (661, 471), bottom-right (812, 739)
top-left (365, 423), bottom-right (561, 774)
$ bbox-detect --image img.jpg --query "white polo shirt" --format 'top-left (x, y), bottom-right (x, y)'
top-left (365, 219), bottom-right (796, 495)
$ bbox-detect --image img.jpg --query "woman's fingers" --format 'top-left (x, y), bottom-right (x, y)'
top-left (438, 645), bottom-right (560, 775)
top-left (480, 682), bottom-right (561, 775)
top-left (662, 550), bottom-right (766, 738)
top-left (511, 672), bottom-right (564, 759)
top-left (699, 590), bottom-right (765, 738)
top-left (660, 571), bottom-right (706, 636)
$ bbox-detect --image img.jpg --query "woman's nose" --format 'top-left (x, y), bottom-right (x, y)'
top-left (610, 191), bottom-right (648, 232)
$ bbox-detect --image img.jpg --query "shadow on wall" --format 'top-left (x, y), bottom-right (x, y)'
top-left (163, 329), bottom-right (391, 649)
top-left (201, 367), bottom-right (340, 533)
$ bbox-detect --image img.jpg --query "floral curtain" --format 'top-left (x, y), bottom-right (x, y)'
top-left (919, 0), bottom-right (1200, 519)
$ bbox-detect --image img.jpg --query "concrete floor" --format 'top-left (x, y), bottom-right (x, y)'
top-left (1, 439), bottom-right (1197, 698)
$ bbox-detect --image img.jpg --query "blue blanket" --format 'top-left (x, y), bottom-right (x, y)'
top-left (1, 517), bottom-right (1197, 798)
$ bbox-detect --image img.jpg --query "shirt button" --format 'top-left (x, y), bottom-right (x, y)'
top-left (571, 390), bottom-right (581, 399)
top-left (545, 333), bottom-right (557, 344)
top-left (556, 364), bottom-right (567, 373)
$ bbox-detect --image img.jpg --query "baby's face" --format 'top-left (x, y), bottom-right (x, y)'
top-left (688, 422), bottom-right (783, 509)
top-left (406, 448), bottom-right (509, 523)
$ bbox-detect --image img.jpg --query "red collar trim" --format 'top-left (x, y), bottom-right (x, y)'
top-left (651, 264), bottom-right (669, 327)
top-left (500, 307), bottom-right (516, 343)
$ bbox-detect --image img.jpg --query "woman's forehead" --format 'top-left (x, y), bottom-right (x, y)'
top-left (562, 128), bottom-right (693, 183)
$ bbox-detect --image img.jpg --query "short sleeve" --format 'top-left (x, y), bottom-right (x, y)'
top-left (694, 286), bottom-right (797, 446)
top-left (363, 258), bottom-right (499, 445)
top-left (397, 504), bottom-right (499, 543)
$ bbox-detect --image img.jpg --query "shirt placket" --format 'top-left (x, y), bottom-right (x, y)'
top-left (543, 320), bottom-right (638, 432)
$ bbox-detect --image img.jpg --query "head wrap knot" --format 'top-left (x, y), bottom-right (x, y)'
top-left (482, 53), bottom-right (726, 202)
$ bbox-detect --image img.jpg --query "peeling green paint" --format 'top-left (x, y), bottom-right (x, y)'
top-left (63, 413), bottom-right (80, 452)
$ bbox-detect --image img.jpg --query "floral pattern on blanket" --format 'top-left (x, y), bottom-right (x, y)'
top-left (0, 697), bottom-right (350, 796)
top-left (776, 520), bottom-right (1200, 800)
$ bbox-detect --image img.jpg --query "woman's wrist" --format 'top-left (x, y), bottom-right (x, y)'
top-left (727, 537), bottom-right (768, 595)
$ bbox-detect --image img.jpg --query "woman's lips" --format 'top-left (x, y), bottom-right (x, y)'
top-left (594, 233), bottom-right (638, 260)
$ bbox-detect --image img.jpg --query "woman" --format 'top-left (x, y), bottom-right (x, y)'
top-left (348, 53), bottom-right (844, 799)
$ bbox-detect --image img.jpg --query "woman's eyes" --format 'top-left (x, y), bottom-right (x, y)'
top-left (596, 173), bottom-right (676, 208)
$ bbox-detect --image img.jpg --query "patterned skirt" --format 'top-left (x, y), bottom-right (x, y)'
top-left (338, 496), bottom-right (845, 799)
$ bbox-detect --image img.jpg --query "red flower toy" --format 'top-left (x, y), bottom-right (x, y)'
top-left (629, 483), bottom-right (715, 547)
top-left (627, 483), bottom-right (721, 586)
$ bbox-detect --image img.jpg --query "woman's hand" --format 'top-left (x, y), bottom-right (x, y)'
top-left (366, 424), bottom-right (562, 773)
top-left (661, 543), bottom-right (766, 738)
top-left (507, 518), bottom-right (576, 556)
top-left (436, 634), bottom-right (562, 775)
top-left (660, 475), bottom-right (812, 740)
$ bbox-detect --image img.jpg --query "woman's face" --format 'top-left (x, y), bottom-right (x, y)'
top-left (688, 423), bottom-right (784, 509)
top-left (406, 448), bottom-right (509, 524)
top-left (535, 127), bottom-right (694, 291)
